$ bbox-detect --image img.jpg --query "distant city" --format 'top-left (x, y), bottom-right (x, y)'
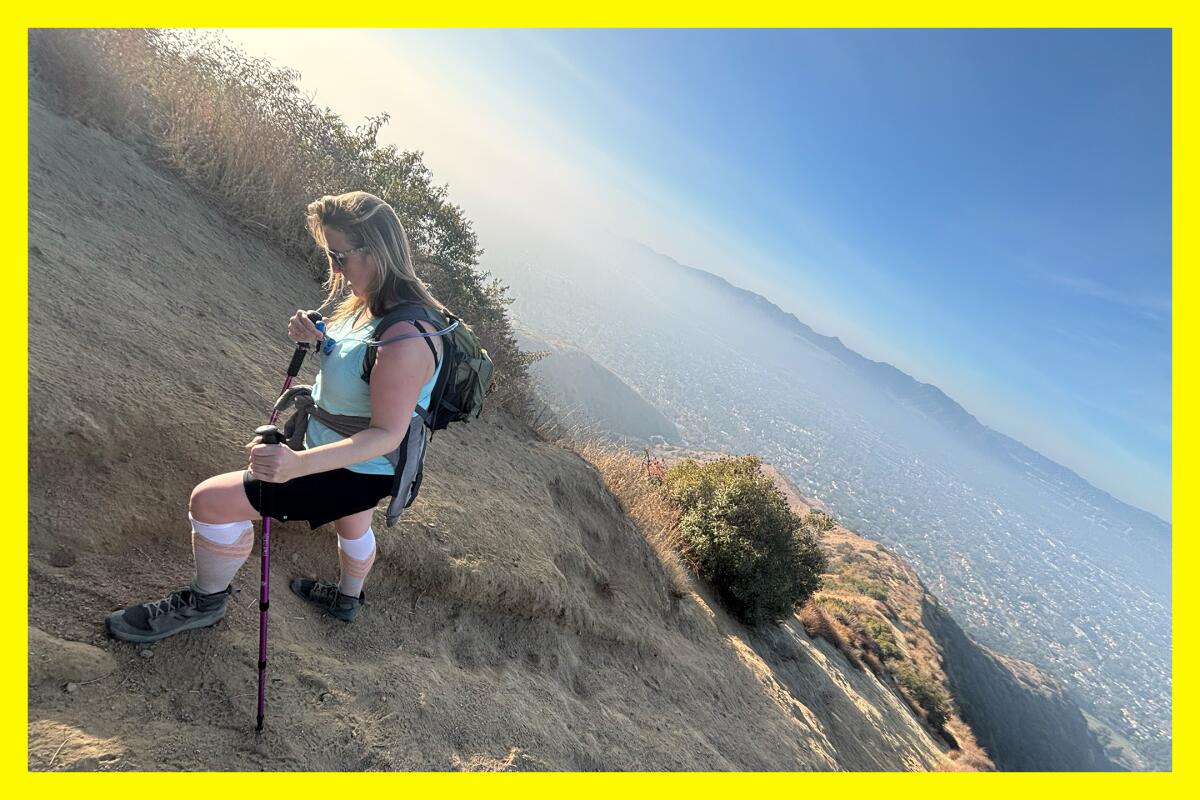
top-left (491, 237), bottom-right (1172, 769)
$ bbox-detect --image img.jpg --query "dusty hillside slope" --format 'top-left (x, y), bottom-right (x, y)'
top-left (28, 98), bottom-right (948, 771)
top-left (655, 447), bottom-right (1114, 771)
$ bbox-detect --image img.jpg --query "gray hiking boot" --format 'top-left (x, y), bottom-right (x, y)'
top-left (105, 584), bottom-right (233, 643)
top-left (290, 578), bottom-right (364, 622)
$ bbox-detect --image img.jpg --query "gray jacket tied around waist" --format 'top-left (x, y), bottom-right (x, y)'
top-left (274, 385), bottom-right (430, 526)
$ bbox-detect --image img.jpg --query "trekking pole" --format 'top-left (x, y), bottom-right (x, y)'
top-left (269, 311), bottom-right (325, 427)
top-left (255, 311), bottom-right (323, 733)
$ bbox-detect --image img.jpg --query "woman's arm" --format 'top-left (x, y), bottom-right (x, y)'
top-left (248, 322), bottom-right (437, 482)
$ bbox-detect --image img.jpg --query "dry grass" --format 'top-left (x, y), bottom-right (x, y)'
top-left (798, 600), bottom-right (864, 671)
top-left (934, 746), bottom-right (995, 772)
top-left (29, 28), bottom-right (536, 421)
top-left (804, 530), bottom-right (997, 770)
top-left (528, 400), bottom-right (610, 446)
top-left (30, 30), bottom-right (336, 259)
top-left (860, 649), bottom-right (886, 678)
top-left (532, 410), bottom-right (695, 603)
top-left (569, 439), bottom-right (692, 600)
top-left (939, 718), bottom-right (993, 771)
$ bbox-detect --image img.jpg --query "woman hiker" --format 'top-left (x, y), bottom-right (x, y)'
top-left (106, 191), bottom-right (447, 643)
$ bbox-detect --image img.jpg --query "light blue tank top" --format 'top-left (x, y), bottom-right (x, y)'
top-left (305, 312), bottom-right (442, 475)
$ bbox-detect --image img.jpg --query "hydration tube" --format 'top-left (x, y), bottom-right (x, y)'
top-left (315, 320), bottom-right (459, 354)
top-left (368, 320), bottom-right (459, 347)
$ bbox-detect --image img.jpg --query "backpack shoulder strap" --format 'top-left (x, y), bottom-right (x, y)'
top-left (362, 304), bottom-right (443, 383)
top-left (409, 320), bottom-right (440, 372)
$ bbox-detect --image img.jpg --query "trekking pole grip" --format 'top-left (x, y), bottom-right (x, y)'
top-left (285, 311), bottom-right (326, 376)
top-left (255, 425), bottom-right (283, 445)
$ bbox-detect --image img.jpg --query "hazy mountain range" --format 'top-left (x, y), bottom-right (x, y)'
top-left (659, 246), bottom-right (1170, 539)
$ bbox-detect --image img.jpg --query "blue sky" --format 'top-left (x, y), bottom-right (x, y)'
top-left (225, 28), bottom-right (1172, 520)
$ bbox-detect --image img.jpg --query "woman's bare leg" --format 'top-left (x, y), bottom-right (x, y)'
top-left (333, 509), bottom-right (374, 539)
top-left (190, 471), bottom-right (261, 524)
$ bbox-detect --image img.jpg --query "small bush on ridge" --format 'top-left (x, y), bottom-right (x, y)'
top-left (662, 456), bottom-right (826, 626)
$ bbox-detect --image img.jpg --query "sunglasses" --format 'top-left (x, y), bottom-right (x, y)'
top-left (326, 244), bottom-right (370, 270)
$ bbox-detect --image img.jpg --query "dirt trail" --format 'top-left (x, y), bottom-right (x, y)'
top-left (28, 97), bottom-right (946, 771)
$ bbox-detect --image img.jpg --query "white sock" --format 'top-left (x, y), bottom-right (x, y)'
top-left (190, 514), bottom-right (254, 595)
top-left (337, 527), bottom-right (376, 598)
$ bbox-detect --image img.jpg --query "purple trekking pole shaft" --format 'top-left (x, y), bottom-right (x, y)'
top-left (255, 312), bottom-right (323, 733)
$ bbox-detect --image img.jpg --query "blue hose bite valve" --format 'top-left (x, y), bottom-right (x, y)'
top-left (315, 320), bottom-right (335, 355)
top-left (303, 311), bottom-right (334, 355)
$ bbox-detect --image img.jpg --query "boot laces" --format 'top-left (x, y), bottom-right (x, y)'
top-left (310, 581), bottom-right (344, 608)
top-left (144, 588), bottom-right (195, 620)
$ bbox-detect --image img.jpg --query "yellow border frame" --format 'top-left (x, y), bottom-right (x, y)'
top-left (7, 4), bottom-right (1186, 796)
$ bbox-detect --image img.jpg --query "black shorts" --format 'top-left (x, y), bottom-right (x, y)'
top-left (243, 468), bottom-right (395, 529)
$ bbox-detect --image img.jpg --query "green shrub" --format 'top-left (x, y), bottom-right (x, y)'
top-left (894, 662), bottom-right (953, 731)
top-left (815, 594), bottom-right (863, 621)
top-left (840, 575), bottom-right (889, 602)
top-left (861, 615), bottom-right (904, 660)
top-left (804, 509), bottom-right (836, 532)
top-left (662, 457), bottom-right (826, 626)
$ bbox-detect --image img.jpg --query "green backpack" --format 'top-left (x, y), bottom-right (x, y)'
top-left (279, 303), bottom-right (492, 526)
top-left (362, 303), bottom-right (493, 433)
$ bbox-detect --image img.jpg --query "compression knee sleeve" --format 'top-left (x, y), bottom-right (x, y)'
top-left (190, 514), bottom-right (254, 595)
top-left (337, 527), bottom-right (377, 598)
